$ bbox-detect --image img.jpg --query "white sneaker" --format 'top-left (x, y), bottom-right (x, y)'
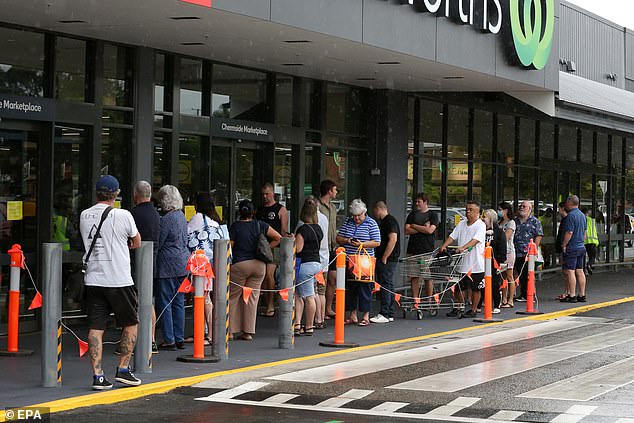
top-left (370, 314), bottom-right (389, 323)
top-left (492, 308), bottom-right (501, 314)
top-left (388, 317), bottom-right (394, 322)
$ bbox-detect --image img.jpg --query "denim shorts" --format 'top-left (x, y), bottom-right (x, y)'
top-left (562, 248), bottom-right (586, 270)
top-left (296, 261), bottom-right (321, 298)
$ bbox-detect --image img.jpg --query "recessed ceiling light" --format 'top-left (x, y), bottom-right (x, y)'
top-left (357, 77), bottom-right (376, 81)
top-left (377, 61), bottom-right (401, 65)
top-left (170, 16), bottom-right (201, 20)
top-left (180, 42), bottom-right (205, 46)
top-left (58, 19), bottom-right (87, 24)
top-left (283, 40), bottom-right (312, 44)
top-left (282, 63), bottom-right (304, 67)
top-left (443, 76), bottom-right (464, 80)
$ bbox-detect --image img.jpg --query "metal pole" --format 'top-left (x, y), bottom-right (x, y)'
top-left (42, 243), bottom-right (62, 386)
top-left (212, 239), bottom-right (229, 360)
top-left (278, 238), bottom-right (294, 349)
top-left (134, 241), bottom-right (153, 373)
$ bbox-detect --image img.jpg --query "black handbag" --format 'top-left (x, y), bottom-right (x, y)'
top-left (255, 221), bottom-right (274, 264)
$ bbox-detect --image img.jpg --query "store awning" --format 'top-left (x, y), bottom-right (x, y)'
top-left (558, 72), bottom-right (634, 121)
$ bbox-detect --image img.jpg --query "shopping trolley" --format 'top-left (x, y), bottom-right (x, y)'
top-left (399, 247), bottom-right (468, 319)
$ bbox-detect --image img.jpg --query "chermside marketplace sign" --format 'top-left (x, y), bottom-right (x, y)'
top-left (0, 94), bottom-right (55, 121)
top-left (382, 0), bottom-right (554, 70)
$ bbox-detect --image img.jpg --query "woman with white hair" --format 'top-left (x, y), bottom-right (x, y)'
top-left (154, 185), bottom-right (190, 350)
top-left (336, 199), bottom-right (381, 326)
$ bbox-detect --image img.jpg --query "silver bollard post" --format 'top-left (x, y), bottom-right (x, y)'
top-left (278, 238), bottom-right (295, 349)
top-left (42, 243), bottom-right (62, 387)
top-left (212, 240), bottom-right (229, 360)
top-left (134, 241), bottom-right (153, 373)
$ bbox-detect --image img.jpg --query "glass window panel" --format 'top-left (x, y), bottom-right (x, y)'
top-left (519, 167), bottom-right (536, 203)
top-left (324, 150), bottom-right (366, 228)
top-left (325, 84), bottom-right (367, 135)
top-left (540, 121), bottom-right (555, 160)
top-left (518, 118), bottom-right (536, 166)
top-left (275, 75), bottom-right (292, 126)
top-left (558, 125), bottom-right (577, 162)
top-left (178, 135), bottom-right (205, 204)
top-left (539, 170), bottom-right (556, 268)
top-left (580, 129), bottom-right (593, 164)
top-left (446, 161), bottom-right (469, 207)
top-left (0, 28), bottom-right (44, 97)
top-left (447, 105), bottom-right (468, 159)
top-left (103, 44), bottom-right (132, 107)
top-left (472, 163), bottom-right (493, 209)
top-left (155, 53), bottom-right (166, 112)
top-left (55, 37), bottom-right (86, 102)
top-left (422, 158), bottom-right (442, 208)
top-left (274, 144), bottom-right (293, 212)
top-left (473, 110), bottom-right (492, 161)
top-left (612, 136), bottom-right (622, 175)
top-left (408, 97), bottom-right (415, 143)
top-left (100, 127), bottom-right (131, 207)
top-left (420, 100), bottom-right (443, 157)
top-left (304, 145), bottom-right (321, 197)
top-left (496, 114), bottom-right (515, 166)
top-left (212, 64), bottom-right (267, 121)
top-left (580, 171), bottom-right (593, 205)
top-left (180, 58), bottom-right (203, 116)
top-left (210, 145), bottom-right (231, 223)
top-left (498, 162), bottom-right (515, 204)
top-left (597, 133), bottom-right (609, 172)
top-left (626, 138), bottom-right (634, 176)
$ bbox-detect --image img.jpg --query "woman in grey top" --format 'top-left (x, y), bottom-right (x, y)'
top-left (154, 185), bottom-right (190, 350)
top-left (498, 202), bottom-right (516, 308)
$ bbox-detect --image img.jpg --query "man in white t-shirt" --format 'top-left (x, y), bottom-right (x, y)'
top-left (80, 175), bottom-right (141, 390)
top-left (440, 200), bottom-right (486, 318)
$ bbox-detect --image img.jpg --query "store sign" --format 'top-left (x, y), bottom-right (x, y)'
top-left (384, 0), bottom-right (554, 70)
top-left (212, 118), bottom-right (275, 141)
top-left (0, 94), bottom-right (55, 121)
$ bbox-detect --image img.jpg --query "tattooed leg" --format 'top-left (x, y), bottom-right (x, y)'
top-left (88, 329), bottom-right (104, 375)
top-left (118, 324), bottom-right (138, 368)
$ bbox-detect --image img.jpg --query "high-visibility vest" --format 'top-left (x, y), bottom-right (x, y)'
top-left (585, 216), bottom-right (599, 246)
top-left (52, 214), bottom-right (70, 251)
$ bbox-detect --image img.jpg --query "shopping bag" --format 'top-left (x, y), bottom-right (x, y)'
top-left (348, 246), bottom-right (376, 282)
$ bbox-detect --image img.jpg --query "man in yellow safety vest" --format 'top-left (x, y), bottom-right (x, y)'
top-left (581, 207), bottom-right (599, 275)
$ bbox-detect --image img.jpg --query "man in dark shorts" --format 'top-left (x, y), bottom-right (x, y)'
top-left (404, 193), bottom-right (438, 300)
top-left (256, 182), bottom-right (289, 317)
top-left (80, 175), bottom-right (142, 390)
top-left (560, 195), bottom-right (587, 303)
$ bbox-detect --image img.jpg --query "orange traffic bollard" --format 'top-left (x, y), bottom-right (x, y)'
top-left (0, 244), bottom-right (33, 356)
top-left (320, 247), bottom-right (359, 348)
top-left (517, 239), bottom-right (543, 315)
top-left (178, 250), bottom-right (219, 363)
top-left (474, 244), bottom-right (503, 323)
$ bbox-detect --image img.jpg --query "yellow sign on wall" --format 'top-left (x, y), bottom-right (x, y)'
top-left (7, 201), bottom-right (23, 221)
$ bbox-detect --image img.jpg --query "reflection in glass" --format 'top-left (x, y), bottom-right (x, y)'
top-left (180, 58), bottom-right (203, 116)
top-left (152, 132), bottom-right (170, 191)
top-left (155, 53), bottom-right (166, 112)
top-left (0, 28), bottom-right (44, 97)
top-left (178, 135), bottom-right (204, 204)
top-left (558, 125), bottom-right (578, 163)
top-left (210, 145), bottom-right (231, 223)
top-left (275, 76), bottom-right (293, 126)
top-left (212, 64), bottom-right (267, 121)
top-left (540, 121), bottom-right (555, 161)
top-left (539, 170), bottom-right (556, 268)
top-left (274, 144), bottom-right (294, 216)
top-left (518, 118), bottom-right (536, 166)
top-left (55, 37), bottom-right (86, 102)
top-left (447, 105), bottom-right (468, 159)
top-left (420, 100), bottom-right (443, 157)
top-left (325, 84), bottom-right (367, 135)
top-left (496, 114), bottom-right (515, 166)
top-left (103, 44), bottom-right (132, 107)
top-left (473, 110), bottom-right (492, 161)
top-left (101, 127), bottom-right (131, 207)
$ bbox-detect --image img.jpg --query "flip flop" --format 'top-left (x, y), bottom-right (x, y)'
top-left (500, 303), bottom-right (512, 308)
top-left (344, 318), bottom-right (358, 325)
top-left (357, 319), bottom-right (370, 327)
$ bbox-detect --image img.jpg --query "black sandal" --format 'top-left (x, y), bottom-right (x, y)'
top-left (301, 327), bottom-right (314, 336)
top-left (294, 324), bottom-right (303, 336)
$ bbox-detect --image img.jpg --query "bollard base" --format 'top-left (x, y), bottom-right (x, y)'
top-left (473, 317), bottom-right (504, 323)
top-left (0, 349), bottom-right (33, 356)
top-left (177, 354), bottom-right (220, 363)
top-left (516, 310), bottom-right (544, 315)
top-left (319, 341), bottom-right (360, 348)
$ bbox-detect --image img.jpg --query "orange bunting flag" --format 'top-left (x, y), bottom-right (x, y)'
top-left (450, 285), bottom-right (456, 293)
top-left (242, 287), bottom-right (253, 304)
top-left (278, 288), bottom-right (290, 302)
top-left (466, 269), bottom-right (473, 281)
top-left (178, 278), bottom-right (193, 293)
top-left (314, 272), bottom-right (326, 286)
top-left (433, 293), bottom-right (440, 304)
top-left (372, 282), bottom-right (381, 293)
top-left (500, 279), bottom-right (508, 290)
top-left (28, 292), bottom-right (42, 310)
top-left (78, 339), bottom-right (89, 357)
top-left (394, 293), bottom-right (401, 305)
top-left (414, 297), bottom-right (420, 305)
top-left (493, 258), bottom-right (500, 270)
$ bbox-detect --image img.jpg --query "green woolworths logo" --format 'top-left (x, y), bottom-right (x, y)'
top-left (509, 0), bottom-right (555, 70)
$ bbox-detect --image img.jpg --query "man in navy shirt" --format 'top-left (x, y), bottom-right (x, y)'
top-left (560, 195), bottom-right (587, 303)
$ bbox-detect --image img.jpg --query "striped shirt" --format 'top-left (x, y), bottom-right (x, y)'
top-left (337, 216), bottom-right (381, 256)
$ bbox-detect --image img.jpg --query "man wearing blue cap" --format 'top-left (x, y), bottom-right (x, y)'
top-left (80, 175), bottom-right (142, 390)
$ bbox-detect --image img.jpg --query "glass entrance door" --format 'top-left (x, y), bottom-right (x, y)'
top-left (0, 124), bottom-right (40, 334)
top-left (211, 140), bottom-right (264, 224)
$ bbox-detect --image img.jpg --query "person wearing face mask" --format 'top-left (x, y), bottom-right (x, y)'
top-left (513, 201), bottom-right (543, 302)
top-left (480, 209), bottom-right (507, 314)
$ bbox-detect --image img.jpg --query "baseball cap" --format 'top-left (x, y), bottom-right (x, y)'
top-left (96, 175), bottom-right (120, 192)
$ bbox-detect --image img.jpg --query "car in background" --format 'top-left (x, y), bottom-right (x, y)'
top-left (428, 206), bottom-right (466, 234)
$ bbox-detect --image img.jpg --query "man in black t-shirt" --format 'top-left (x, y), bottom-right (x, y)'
top-left (405, 193), bottom-right (438, 300)
top-left (371, 201), bottom-right (400, 323)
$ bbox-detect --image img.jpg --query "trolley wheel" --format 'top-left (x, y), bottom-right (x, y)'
top-left (417, 310), bottom-right (423, 320)
top-left (402, 310), bottom-right (407, 319)
top-left (456, 311), bottom-right (463, 319)
top-left (429, 309), bottom-right (438, 317)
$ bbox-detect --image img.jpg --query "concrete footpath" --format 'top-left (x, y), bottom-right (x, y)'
top-left (1, 269), bottom-right (633, 417)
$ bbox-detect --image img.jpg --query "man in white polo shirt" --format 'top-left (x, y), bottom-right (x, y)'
top-left (440, 200), bottom-right (486, 318)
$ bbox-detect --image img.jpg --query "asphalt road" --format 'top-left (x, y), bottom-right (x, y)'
top-left (54, 302), bottom-right (634, 423)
